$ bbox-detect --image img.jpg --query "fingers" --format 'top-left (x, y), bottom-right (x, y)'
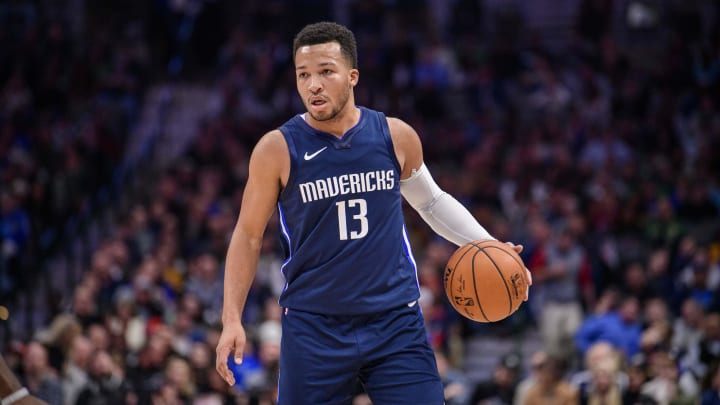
top-left (523, 268), bottom-right (532, 301)
top-left (216, 329), bottom-right (247, 387)
top-left (216, 343), bottom-right (235, 386)
top-left (525, 268), bottom-right (533, 286)
top-left (505, 241), bottom-right (531, 300)
top-left (505, 241), bottom-right (524, 254)
top-left (234, 340), bottom-right (244, 365)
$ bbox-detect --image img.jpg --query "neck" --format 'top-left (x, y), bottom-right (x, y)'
top-left (306, 105), bottom-right (361, 138)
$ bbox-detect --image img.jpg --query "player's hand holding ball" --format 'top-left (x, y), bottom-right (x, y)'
top-left (444, 240), bottom-right (532, 322)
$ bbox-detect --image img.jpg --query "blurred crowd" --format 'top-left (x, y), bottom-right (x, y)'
top-left (2, 0), bottom-right (720, 404)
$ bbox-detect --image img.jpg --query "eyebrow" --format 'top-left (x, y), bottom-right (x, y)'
top-left (296, 61), bottom-right (337, 71)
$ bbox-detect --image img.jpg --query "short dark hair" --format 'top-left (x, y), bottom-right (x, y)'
top-left (293, 21), bottom-right (358, 69)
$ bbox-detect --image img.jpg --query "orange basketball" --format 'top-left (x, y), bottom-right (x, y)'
top-left (443, 240), bottom-right (528, 322)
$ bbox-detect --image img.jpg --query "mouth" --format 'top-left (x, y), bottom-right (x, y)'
top-left (309, 98), bottom-right (327, 110)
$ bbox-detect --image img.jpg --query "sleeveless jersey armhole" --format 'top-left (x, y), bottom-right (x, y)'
top-left (377, 113), bottom-right (402, 175)
top-left (278, 123), bottom-right (298, 201)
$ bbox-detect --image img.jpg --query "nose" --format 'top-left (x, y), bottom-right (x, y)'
top-left (308, 75), bottom-right (322, 93)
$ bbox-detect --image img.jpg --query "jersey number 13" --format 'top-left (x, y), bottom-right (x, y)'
top-left (336, 199), bottom-right (368, 240)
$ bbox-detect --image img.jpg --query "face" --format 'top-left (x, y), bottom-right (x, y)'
top-left (295, 42), bottom-right (358, 122)
top-left (23, 342), bottom-right (48, 373)
top-left (90, 350), bottom-right (114, 378)
top-left (586, 342), bottom-right (614, 368)
top-left (620, 297), bottom-right (639, 322)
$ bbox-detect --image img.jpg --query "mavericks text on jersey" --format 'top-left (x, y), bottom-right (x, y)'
top-left (276, 107), bottom-right (420, 315)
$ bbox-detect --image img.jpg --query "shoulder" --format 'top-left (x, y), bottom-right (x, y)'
top-left (386, 117), bottom-right (417, 139)
top-left (249, 129), bottom-right (290, 184)
top-left (385, 116), bottom-right (422, 153)
top-left (252, 129), bottom-right (288, 157)
top-left (385, 116), bottom-right (423, 179)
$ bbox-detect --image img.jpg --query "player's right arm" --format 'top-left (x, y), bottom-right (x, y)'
top-left (215, 129), bottom-right (288, 386)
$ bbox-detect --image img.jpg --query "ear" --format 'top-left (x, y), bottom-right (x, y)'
top-left (349, 69), bottom-right (359, 87)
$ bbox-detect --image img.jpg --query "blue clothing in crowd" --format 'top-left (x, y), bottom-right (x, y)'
top-left (574, 312), bottom-right (642, 358)
top-left (702, 390), bottom-right (720, 405)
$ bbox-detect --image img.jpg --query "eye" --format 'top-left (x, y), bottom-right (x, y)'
top-left (322, 69), bottom-right (333, 75)
top-left (298, 72), bottom-right (308, 79)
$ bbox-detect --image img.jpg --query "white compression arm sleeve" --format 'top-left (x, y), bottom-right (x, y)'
top-left (400, 164), bottom-right (495, 246)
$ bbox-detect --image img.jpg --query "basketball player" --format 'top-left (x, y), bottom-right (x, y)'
top-left (215, 21), bottom-right (532, 404)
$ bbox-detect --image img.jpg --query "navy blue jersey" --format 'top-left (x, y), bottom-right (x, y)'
top-left (276, 107), bottom-right (420, 315)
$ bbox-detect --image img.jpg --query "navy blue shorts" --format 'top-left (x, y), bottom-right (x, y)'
top-left (278, 302), bottom-right (444, 404)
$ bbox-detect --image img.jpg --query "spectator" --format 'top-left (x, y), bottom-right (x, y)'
top-left (578, 126), bottom-right (633, 171)
top-left (643, 197), bottom-right (685, 249)
top-left (701, 363), bottom-right (720, 405)
top-left (675, 247), bottom-right (720, 311)
top-left (75, 349), bottom-right (128, 405)
top-left (85, 325), bottom-right (110, 354)
top-left (675, 177), bottom-right (720, 224)
top-left (646, 248), bottom-right (676, 303)
top-left (575, 295), bottom-right (643, 360)
top-left (621, 261), bottom-right (655, 304)
top-left (434, 349), bottom-right (471, 405)
top-left (164, 356), bottom-right (196, 402)
top-left (61, 335), bottom-right (94, 405)
top-left (672, 298), bottom-right (706, 360)
top-left (21, 342), bottom-right (64, 405)
top-left (623, 362), bottom-right (658, 405)
top-left (34, 314), bottom-right (82, 375)
top-left (579, 356), bottom-right (623, 405)
top-left (640, 351), bottom-right (696, 405)
top-left (242, 320), bottom-right (282, 401)
top-left (570, 341), bottom-right (628, 398)
top-left (125, 332), bottom-right (172, 403)
top-left (513, 350), bottom-right (545, 405)
top-left (684, 312), bottom-right (720, 382)
top-left (0, 188), bottom-right (31, 300)
top-left (201, 365), bottom-right (238, 404)
top-left (109, 287), bottom-right (146, 354)
top-left (522, 356), bottom-right (577, 405)
top-left (521, 217), bottom-right (553, 324)
top-left (184, 253), bottom-right (224, 325)
top-left (419, 285), bottom-right (450, 351)
top-left (149, 383), bottom-right (186, 405)
top-left (187, 342), bottom-right (213, 395)
top-left (639, 298), bottom-right (673, 356)
top-left (470, 352), bottom-right (521, 405)
top-left (532, 227), bottom-right (588, 361)
top-left (70, 286), bottom-right (102, 329)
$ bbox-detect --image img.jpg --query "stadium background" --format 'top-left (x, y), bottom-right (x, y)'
top-left (1, 0), bottom-right (719, 404)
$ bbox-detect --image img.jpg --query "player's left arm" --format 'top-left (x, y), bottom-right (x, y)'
top-left (389, 116), bottom-right (493, 245)
top-left (388, 117), bottom-right (532, 294)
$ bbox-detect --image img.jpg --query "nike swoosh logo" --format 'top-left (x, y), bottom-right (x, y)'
top-left (304, 147), bottom-right (328, 160)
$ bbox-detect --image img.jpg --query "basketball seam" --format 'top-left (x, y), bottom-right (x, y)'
top-left (477, 246), bottom-right (514, 318)
top-left (476, 243), bottom-right (526, 297)
top-left (485, 246), bottom-right (526, 301)
top-left (468, 243), bottom-right (491, 323)
top-left (450, 245), bottom-right (489, 322)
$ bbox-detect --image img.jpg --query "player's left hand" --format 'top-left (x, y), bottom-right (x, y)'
top-left (506, 242), bottom-right (532, 301)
